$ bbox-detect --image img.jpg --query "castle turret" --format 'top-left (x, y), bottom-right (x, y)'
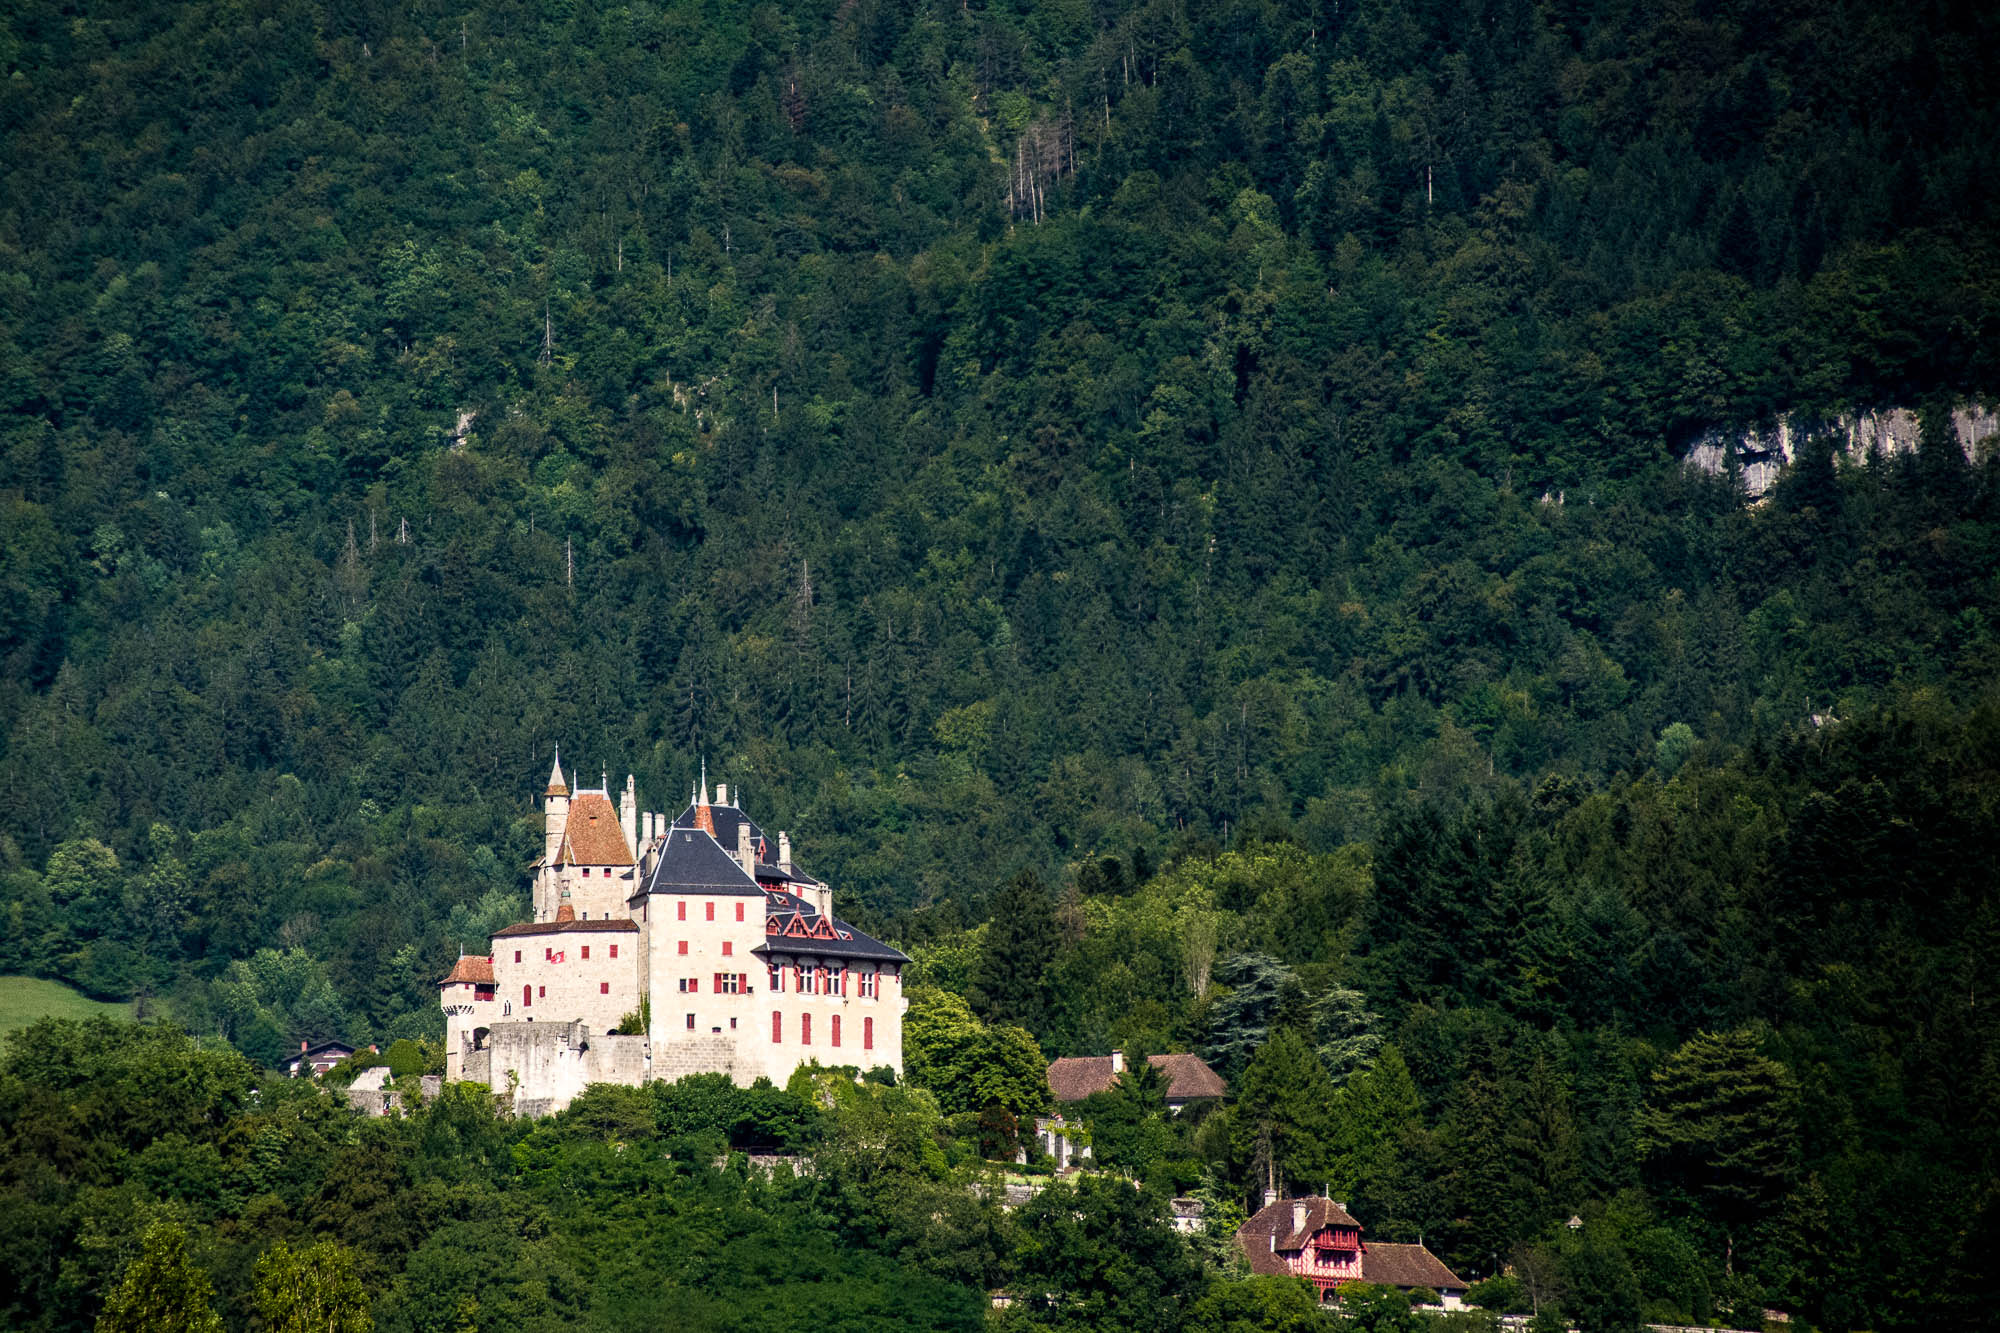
top-left (542, 754), bottom-right (570, 918)
top-left (620, 773), bottom-right (638, 853)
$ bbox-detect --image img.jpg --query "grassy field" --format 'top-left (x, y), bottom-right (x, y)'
top-left (0, 975), bottom-right (136, 1036)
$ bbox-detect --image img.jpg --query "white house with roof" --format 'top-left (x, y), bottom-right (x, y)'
top-left (440, 760), bottom-right (908, 1113)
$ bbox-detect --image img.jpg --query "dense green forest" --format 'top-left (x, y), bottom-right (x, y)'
top-left (2, 0), bottom-right (1998, 1329)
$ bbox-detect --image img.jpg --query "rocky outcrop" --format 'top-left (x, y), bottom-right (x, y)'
top-left (1684, 404), bottom-right (1999, 498)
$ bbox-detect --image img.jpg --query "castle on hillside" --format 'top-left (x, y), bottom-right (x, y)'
top-left (439, 759), bottom-right (908, 1115)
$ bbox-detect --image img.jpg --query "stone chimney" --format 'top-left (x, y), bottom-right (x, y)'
top-left (1110, 1050), bottom-right (1124, 1074)
top-left (737, 819), bottom-right (755, 877)
top-left (715, 782), bottom-right (729, 807)
top-left (1262, 1188), bottom-right (1279, 1211)
top-left (1292, 1201), bottom-right (1309, 1236)
top-left (778, 831), bottom-right (793, 871)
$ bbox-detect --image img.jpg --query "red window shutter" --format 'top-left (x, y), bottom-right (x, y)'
top-left (678, 940), bottom-right (688, 955)
top-left (705, 902), bottom-right (714, 921)
top-left (802, 1014), bottom-right (812, 1045)
top-left (690, 977), bottom-right (699, 992)
top-left (600, 982), bottom-right (609, 994)
top-left (722, 941), bottom-right (733, 956)
top-left (538, 985), bottom-right (545, 998)
top-left (514, 951), bottom-right (522, 963)
top-left (524, 984), bottom-right (533, 1008)
top-left (686, 1013), bottom-right (695, 1030)
top-left (713, 972), bottom-right (721, 991)
top-left (677, 901), bottom-right (686, 920)
top-left (772, 1012), bottom-right (782, 1043)
top-left (864, 1017), bottom-right (873, 1050)
top-left (831, 1015), bottom-right (841, 1047)
top-left (735, 902), bottom-right (744, 922)
top-left (610, 944), bottom-right (618, 959)
top-left (581, 946), bottom-right (589, 960)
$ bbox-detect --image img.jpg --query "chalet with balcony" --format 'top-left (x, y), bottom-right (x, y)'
top-left (1237, 1195), bottom-right (1468, 1309)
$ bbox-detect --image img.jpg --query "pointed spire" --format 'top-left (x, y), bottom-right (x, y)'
top-left (546, 746), bottom-right (569, 797)
top-left (693, 760), bottom-right (716, 836)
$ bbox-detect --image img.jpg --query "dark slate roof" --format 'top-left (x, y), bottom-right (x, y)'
top-left (674, 801), bottom-right (767, 857)
top-left (492, 918), bottom-right (639, 937)
top-left (1047, 1053), bottom-right (1227, 1103)
top-left (638, 827), bottom-right (765, 897)
top-left (757, 893), bottom-right (909, 964)
top-left (1362, 1242), bottom-right (1467, 1292)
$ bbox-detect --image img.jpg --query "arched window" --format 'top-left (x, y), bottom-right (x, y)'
top-left (523, 984), bottom-right (533, 1008)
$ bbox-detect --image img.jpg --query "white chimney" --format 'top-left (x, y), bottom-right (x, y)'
top-left (715, 782), bottom-right (728, 806)
top-left (1110, 1050), bottom-right (1124, 1074)
top-left (1262, 1188), bottom-right (1279, 1211)
top-left (1292, 1201), bottom-right (1309, 1236)
top-left (737, 819), bottom-right (755, 876)
top-left (778, 831), bottom-right (792, 871)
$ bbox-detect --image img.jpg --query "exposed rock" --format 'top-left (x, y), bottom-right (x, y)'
top-left (1683, 403), bottom-right (1999, 498)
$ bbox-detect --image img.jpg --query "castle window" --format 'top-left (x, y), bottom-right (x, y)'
top-left (610, 944), bottom-right (618, 959)
top-left (730, 1017), bottom-right (737, 1030)
top-left (515, 951), bottom-right (522, 964)
top-left (538, 985), bottom-right (545, 998)
top-left (864, 1017), bottom-right (874, 1050)
top-left (686, 1013), bottom-right (695, 1030)
top-left (678, 901), bottom-right (686, 921)
top-left (524, 985), bottom-right (533, 1008)
top-left (705, 902), bottom-right (714, 921)
top-left (772, 1012), bottom-right (782, 1043)
top-left (795, 963), bottom-right (808, 993)
top-left (831, 1015), bottom-right (841, 1048)
top-left (735, 903), bottom-right (744, 922)
top-left (829, 965), bottom-right (844, 996)
top-left (678, 940), bottom-right (688, 955)
top-left (581, 946), bottom-right (589, 960)
top-left (769, 962), bottom-right (783, 991)
top-left (722, 941), bottom-right (733, 957)
top-left (859, 970), bottom-right (877, 999)
top-left (583, 867), bottom-right (590, 877)
top-left (802, 1014), bottom-right (812, 1045)
top-left (600, 982), bottom-right (609, 994)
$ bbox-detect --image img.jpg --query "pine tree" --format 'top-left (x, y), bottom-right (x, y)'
top-left (968, 869), bottom-right (1061, 1035)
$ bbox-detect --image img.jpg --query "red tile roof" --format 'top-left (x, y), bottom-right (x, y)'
top-left (558, 792), bottom-right (633, 866)
top-left (1047, 1052), bottom-right (1227, 1103)
top-left (1238, 1197), bottom-right (1364, 1274)
top-left (440, 955), bottom-right (495, 986)
top-left (1362, 1242), bottom-right (1467, 1291)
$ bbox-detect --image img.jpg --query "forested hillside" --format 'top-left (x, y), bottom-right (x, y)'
top-left (1, 0), bottom-right (1997, 1329)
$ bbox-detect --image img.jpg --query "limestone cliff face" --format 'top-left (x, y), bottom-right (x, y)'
top-left (1683, 404), bottom-right (2000, 498)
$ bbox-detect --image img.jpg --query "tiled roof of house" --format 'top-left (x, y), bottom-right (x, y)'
top-left (491, 918), bottom-right (639, 937)
top-left (1237, 1197), bottom-right (1364, 1274)
top-left (557, 792), bottom-right (634, 866)
top-left (440, 955), bottom-right (495, 985)
top-left (1361, 1242), bottom-right (1467, 1291)
top-left (637, 827), bottom-right (765, 897)
top-left (1047, 1052), bottom-right (1228, 1103)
